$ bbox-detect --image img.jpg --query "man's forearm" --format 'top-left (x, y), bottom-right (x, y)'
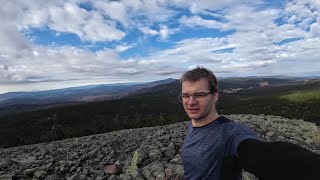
top-left (237, 139), bottom-right (320, 180)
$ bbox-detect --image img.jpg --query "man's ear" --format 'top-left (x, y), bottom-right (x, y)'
top-left (213, 92), bottom-right (218, 103)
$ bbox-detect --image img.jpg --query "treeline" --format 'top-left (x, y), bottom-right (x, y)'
top-left (218, 94), bottom-right (320, 125)
top-left (218, 81), bottom-right (320, 125)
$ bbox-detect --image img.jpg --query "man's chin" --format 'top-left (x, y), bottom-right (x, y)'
top-left (188, 114), bottom-right (202, 121)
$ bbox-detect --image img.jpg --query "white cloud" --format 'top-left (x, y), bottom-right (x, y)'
top-left (5, 0), bottom-right (126, 43)
top-left (139, 26), bottom-right (159, 36)
top-left (170, 0), bottom-right (261, 14)
top-left (309, 21), bottom-right (320, 37)
top-left (132, 0), bottom-right (177, 23)
top-left (224, 5), bottom-right (280, 32)
top-left (139, 24), bottom-right (176, 40)
top-left (93, 0), bottom-right (129, 27)
top-left (282, 0), bottom-right (319, 30)
top-left (179, 15), bottom-right (230, 31)
top-left (0, 2), bottom-right (33, 59)
top-left (48, 2), bottom-right (125, 42)
top-left (159, 25), bottom-right (169, 40)
top-left (115, 44), bottom-right (134, 52)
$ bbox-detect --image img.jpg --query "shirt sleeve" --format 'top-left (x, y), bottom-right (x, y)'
top-left (229, 123), bottom-right (258, 157)
top-left (237, 139), bottom-right (320, 180)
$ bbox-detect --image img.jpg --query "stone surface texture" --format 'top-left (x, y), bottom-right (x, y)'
top-left (0, 114), bottom-right (319, 180)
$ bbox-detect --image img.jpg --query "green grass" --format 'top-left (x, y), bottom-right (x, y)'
top-left (280, 90), bottom-right (320, 103)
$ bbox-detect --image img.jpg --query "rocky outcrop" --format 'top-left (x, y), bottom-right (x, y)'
top-left (0, 114), bottom-right (319, 180)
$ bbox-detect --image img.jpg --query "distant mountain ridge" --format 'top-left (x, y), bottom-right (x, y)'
top-left (0, 78), bottom-right (176, 116)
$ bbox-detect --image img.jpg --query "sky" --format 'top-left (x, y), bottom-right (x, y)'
top-left (0, 0), bottom-right (320, 94)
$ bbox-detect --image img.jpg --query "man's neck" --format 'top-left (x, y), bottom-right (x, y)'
top-left (192, 113), bottom-right (220, 127)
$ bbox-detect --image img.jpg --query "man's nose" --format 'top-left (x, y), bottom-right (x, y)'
top-left (187, 96), bottom-right (197, 104)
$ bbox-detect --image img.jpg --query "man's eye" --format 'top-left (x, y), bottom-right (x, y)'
top-left (194, 93), bottom-right (206, 98)
top-left (182, 94), bottom-right (190, 98)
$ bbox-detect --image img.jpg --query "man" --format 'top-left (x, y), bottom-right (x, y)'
top-left (180, 67), bottom-right (320, 180)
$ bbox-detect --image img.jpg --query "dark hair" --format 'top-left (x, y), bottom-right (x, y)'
top-left (180, 66), bottom-right (218, 92)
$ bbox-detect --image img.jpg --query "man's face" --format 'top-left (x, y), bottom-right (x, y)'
top-left (181, 78), bottom-right (217, 122)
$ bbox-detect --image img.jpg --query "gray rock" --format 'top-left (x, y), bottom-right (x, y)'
top-left (119, 173), bottom-right (132, 180)
top-left (79, 174), bottom-right (87, 180)
top-left (141, 161), bottom-right (165, 180)
top-left (164, 163), bottom-right (184, 177)
top-left (163, 147), bottom-right (176, 159)
top-left (168, 142), bottom-right (175, 149)
top-left (95, 175), bottom-right (108, 180)
top-left (108, 174), bottom-right (119, 180)
top-left (22, 168), bottom-right (36, 177)
top-left (66, 173), bottom-right (79, 180)
top-left (148, 149), bottom-right (162, 161)
top-left (38, 162), bottom-right (53, 171)
top-left (266, 131), bottom-right (275, 137)
top-left (33, 170), bottom-right (47, 179)
top-left (0, 172), bottom-right (16, 180)
top-left (170, 155), bottom-right (182, 165)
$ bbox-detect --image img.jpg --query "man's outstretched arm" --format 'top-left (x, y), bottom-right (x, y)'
top-left (237, 139), bottom-right (320, 180)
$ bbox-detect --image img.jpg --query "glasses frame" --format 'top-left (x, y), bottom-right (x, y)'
top-left (178, 91), bottom-right (213, 102)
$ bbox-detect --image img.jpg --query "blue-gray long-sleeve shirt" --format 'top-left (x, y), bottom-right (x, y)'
top-left (181, 116), bottom-right (258, 180)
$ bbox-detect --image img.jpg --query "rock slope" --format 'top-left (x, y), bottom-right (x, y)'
top-left (0, 114), bottom-right (319, 180)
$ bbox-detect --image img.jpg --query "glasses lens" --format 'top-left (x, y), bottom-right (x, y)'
top-left (178, 92), bottom-right (211, 102)
top-left (178, 94), bottom-right (183, 102)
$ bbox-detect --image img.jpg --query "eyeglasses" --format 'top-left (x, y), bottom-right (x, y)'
top-left (178, 92), bottom-right (213, 102)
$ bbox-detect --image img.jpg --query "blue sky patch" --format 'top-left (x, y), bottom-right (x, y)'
top-left (211, 47), bottom-right (235, 54)
top-left (274, 37), bottom-right (304, 45)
